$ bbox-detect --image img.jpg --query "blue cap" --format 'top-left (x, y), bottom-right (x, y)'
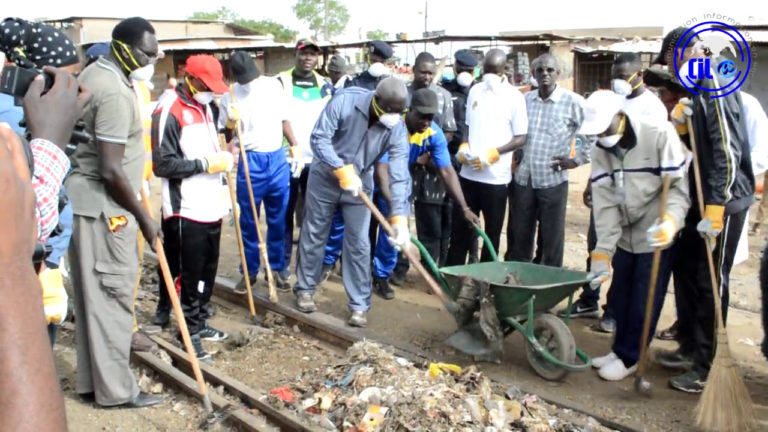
top-left (455, 50), bottom-right (478, 67)
top-left (368, 40), bottom-right (393, 60)
top-left (85, 42), bottom-right (110, 60)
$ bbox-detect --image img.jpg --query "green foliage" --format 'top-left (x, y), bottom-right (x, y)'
top-left (188, 8), bottom-right (298, 43)
top-left (366, 29), bottom-right (389, 40)
top-left (292, 0), bottom-right (350, 40)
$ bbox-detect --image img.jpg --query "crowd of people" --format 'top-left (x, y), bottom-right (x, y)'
top-left (0, 15), bottom-right (766, 430)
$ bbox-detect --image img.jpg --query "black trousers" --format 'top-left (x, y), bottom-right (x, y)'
top-left (508, 181), bottom-right (568, 267)
top-left (446, 178), bottom-right (508, 265)
top-left (672, 208), bottom-right (747, 375)
top-left (156, 217), bottom-right (222, 335)
top-left (284, 165), bottom-right (311, 268)
top-left (415, 199), bottom-right (453, 267)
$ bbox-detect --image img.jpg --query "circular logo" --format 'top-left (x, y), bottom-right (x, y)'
top-left (673, 21), bottom-right (751, 99)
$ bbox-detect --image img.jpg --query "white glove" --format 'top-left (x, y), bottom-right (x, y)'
top-left (388, 217), bottom-right (410, 251)
top-left (333, 164), bottom-right (362, 197)
top-left (288, 157), bottom-right (305, 178)
top-left (586, 252), bottom-right (612, 290)
top-left (646, 214), bottom-right (677, 248)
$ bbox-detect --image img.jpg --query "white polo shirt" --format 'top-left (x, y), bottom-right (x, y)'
top-left (461, 79), bottom-right (528, 185)
top-left (218, 76), bottom-right (288, 153)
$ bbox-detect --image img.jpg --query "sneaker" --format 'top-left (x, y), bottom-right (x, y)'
top-left (373, 277), bottom-right (395, 300)
top-left (152, 308), bottom-right (170, 328)
top-left (669, 370), bottom-right (706, 393)
top-left (557, 299), bottom-right (600, 319)
top-left (296, 293), bottom-right (317, 313)
top-left (656, 321), bottom-right (678, 341)
top-left (656, 349), bottom-right (693, 370)
top-left (274, 271), bottom-right (291, 292)
top-left (198, 324), bottom-right (228, 342)
top-left (179, 333), bottom-right (211, 361)
top-left (202, 303), bottom-right (216, 319)
top-left (596, 316), bottom-right (616, 333)
top-left (235, 276), bottom-right (257, 295)
top-left (349, 311), bottom-right (367, 327)
top-left (320, 264), bottom-right (334, 283)
top-left (598, 358), bottom-right (637, 381)
top-left (390, 271), bottom-right (406, 287)
top-left (591, 352), bottom-right (619, 369)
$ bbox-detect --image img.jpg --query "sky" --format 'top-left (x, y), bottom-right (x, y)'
top-left (3, 0), bottom-right (763, 42)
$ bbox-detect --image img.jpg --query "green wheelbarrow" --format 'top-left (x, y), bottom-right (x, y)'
top-left (409, 227), bottom-right (593, 381)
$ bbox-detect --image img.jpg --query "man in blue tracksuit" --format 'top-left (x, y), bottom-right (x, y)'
top-left (220, 51), bottom-right (300, 292)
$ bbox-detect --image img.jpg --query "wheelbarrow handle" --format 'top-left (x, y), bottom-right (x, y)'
top-left (358, 191), bottom-right (459, 313)
top-left (471, 223), bottom-right (499, 262)
top-left (408, 234), bottom-right (453, 294)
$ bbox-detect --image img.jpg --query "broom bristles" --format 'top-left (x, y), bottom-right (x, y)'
top-left (694, 329), bottom-right (756, 432)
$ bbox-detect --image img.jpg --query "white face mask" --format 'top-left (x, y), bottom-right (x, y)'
top-left (457, 72), bottom-right (474, 87)
top-left (193, 92), bottom-right (214, 105)
top-left (130, 64), bottom-right (155, 82)
top-left (611, 79), bottom-right (633, 96)
top-left (598, 134), bottom-right (622, 148)
top-left (379, 113), bottom-right (401, 128)
top-left (368, 62), bottom-right (389, 78)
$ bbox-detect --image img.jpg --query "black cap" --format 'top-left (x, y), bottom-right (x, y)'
top-left (296, 38), bottom-right (320, 52)
top-left (328, 55), bottom-right (346, 73)
top-left (230, 51), bottom-right (260, 85)
top-left (454, 50), bottom-right (478, 67)
top-left (655, 26), bottom-right (700, 65)
top-left (410, 88), bottom-right (438, 115)
top-left (368, 40), bottom-right (393, 60)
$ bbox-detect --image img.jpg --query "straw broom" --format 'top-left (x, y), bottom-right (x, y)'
top-left (686, 116), bottom-right (756, 431)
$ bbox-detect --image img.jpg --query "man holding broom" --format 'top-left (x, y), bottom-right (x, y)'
top-left (151, 54), bottom-right (232, 360)
top-left (653, 28), bottom-right (755, 395)
top-left (581, 90), bottom-right (689, 381)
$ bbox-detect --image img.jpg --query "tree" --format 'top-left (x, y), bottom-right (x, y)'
top-left (366, 29), bottom-right (389, 40)
top-left (188, 9), bottom-right (298, 43)
top-left (293, 0), bottom-right (350, 40)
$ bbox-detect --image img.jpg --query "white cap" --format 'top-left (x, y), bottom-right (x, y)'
top-left (578, 90), bottom-right (624, 135)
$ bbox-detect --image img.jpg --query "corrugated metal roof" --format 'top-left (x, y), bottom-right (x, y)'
top-left (572, 39), bottom-right (662, 54)
top-left (158, 37), bottom-right (285, 51)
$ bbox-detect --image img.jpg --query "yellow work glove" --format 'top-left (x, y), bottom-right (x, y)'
top-left (587, 251), bottom-right (612, 290)
top-left (671, 97), bottom-right (693, 135)
top-left (456, 143), bottom-right (478, 166)
top-left (204, 152), bottom-right (234, 174)
top-left (471, 147), bottom-right (501, 171)
top-left (333, 164), bottom-right (362, 196)
top-left (696, 204), bottom-right (725, 244)
top-left (40, 268), bottom-right (68, 325)
top-left (225, 104), bottom-right (240, 129)
top-left (388, 216), bottom-right (410, 251)
top-left (646, 213), bottom-right (678, 248)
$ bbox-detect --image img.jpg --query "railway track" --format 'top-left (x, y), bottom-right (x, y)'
top-left (134, 253), bottom-right (642, 432)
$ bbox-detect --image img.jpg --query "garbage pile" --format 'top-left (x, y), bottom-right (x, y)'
top-left (269, 340), bottom-right (608, 431)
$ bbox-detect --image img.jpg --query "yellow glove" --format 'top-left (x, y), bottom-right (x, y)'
top-left (204, 152), bottom-right (234, 174)
top-left (646, 213), bottom-right (678, 248)
top-left (696, 204), bottom-right (725, 243)
top-left (470, 147), bottom-right (501, 171)
top-left (671, 98), bottom-right (693, 135)
top-left (456, 143), bottom-right (477, 165)
top-left (333, 164), bottom-right (362, 196)
top-left (288, 146), bottom-right (301, 160)
top-left (40, 268), bottom-right (68, 325)
top-left (587, 251), bottom-right (612, 290)
top-left (225, 104), bottom-right (240, 129)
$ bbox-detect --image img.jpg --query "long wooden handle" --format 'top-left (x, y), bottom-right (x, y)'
top-left (686, 117), bottom-right (725, 329)
top-left (232, 120), bottom-right (278, 304)
top-left (140, 189), bottom-right (213, 414)
top-left (358, 191), bottom-right (459, 311)
top-left (637, 175), bottom-right (672, 376)
top-left (218, 135), bottom-right (257, 317)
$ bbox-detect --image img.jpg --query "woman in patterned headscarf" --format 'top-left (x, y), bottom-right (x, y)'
top-left (0, 17), bottom-right (79, 72)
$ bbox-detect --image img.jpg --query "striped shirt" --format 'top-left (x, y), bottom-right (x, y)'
top-left (516, 86), bottom-right (587, 189)
top-left (31, 139), bottom-right (70, 241)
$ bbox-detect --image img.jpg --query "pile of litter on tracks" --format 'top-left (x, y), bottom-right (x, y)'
top-left (268, 340), bottom-right (611, 431)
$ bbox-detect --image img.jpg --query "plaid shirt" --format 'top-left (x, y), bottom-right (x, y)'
top-left (31, 139), bottom-right (70, 241)
top-left (515, 86), bottom-right (587, 189)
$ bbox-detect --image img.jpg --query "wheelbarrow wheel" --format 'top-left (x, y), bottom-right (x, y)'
top-left (524, 313), bottom-right (576, 381)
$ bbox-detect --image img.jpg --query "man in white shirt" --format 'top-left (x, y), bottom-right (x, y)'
top-left (743, 92), bottom-right (768, 234)
top-left (220, 51), bottom-right (299, 292)
top-left (445, 49), bottom-right (528, 265)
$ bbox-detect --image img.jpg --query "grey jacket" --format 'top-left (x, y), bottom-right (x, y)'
top-left (591, 114), bottom-right (691, 256)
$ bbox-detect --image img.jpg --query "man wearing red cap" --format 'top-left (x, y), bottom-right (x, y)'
top-left (150, 54), bottom-right (233, 360)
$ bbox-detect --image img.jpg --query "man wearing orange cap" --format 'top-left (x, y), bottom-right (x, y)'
top-left (150, 54), bottom-right (233, 360)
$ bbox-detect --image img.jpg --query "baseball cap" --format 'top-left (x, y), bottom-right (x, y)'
top-left (296, 38), bottom-right (320, 51)
top-left (410, 88), bottom-right (438, 115)
top-left (185, 54), bottom-right (229, 94)
top-left (578, 90), bottom-right (624, 135)
top-left (230, 51), bottom-right (260, 84)
top-left (328, 55), bottom-right (346, 73)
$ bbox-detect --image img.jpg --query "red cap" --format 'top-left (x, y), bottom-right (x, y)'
top-left (185, 55), bottom-right (228, 94)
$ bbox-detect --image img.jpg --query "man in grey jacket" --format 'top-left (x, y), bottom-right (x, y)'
top-left (583, 91), bottom-right (690, 382)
